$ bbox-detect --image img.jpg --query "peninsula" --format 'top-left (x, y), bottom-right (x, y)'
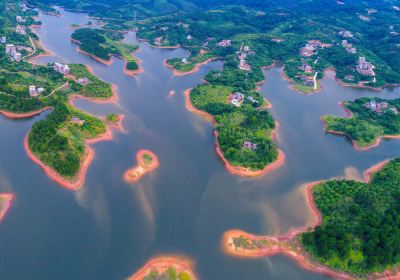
top-left (322, 98), bottom-right (400, 150)
top-left (223, 158), bottom-right (400, 279)
top-left (71, 28), bottom-right (140, 75)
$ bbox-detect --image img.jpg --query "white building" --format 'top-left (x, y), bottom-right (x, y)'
top-left (5, 44), bottom-right (15, 54)
top-left (16, 16), bottom-right (24, 23)
top-left (29, 85), bottom-right (38, 97)
top-left (1, 36), bottom-right (6, 44)
top-left (53, 63), bottom-right (71, 75)
top-left (16, 25), bottom-right (26, 35)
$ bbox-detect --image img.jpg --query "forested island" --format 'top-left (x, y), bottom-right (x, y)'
top-left (323, 98), bottom-right (400, 149)
top-left (71, 28), bottom-right (139, 74)
top-left (129, 256), bottom-right (196, 280)
top-left (187, 84), bottom-right (282, 175)
top-left (224, 158), bottom-right (400, 278)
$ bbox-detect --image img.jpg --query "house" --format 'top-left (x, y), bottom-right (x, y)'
top-left (186, 35), bottom-right (193, 40)
top-left (154, 36), bottom-right (163, 46)
top-left (300, 63), bottom-right (313, 73)
top-left (19, 2), bottom-right (28, 11)
top-left (16, 16), bottom-right (24, 23)
top-left (29, 85), bottom-right (38, 97)
top-left (239, 59), bottom-right (251, 71)
top-left (181, 58), bottom-right (188, 64)
top-left (217, 40), bottom-right (232, 47)
top-left (160, 27), bottom-right (168, 31)
top-left (77, 77), bottom-right (89, 85)
top-left (300, 75), bottom-right (314, 86)
top-left (365, 100), bottom-right (390, 114)
top-left (247, 96), bottom-right (259, 104)
top-left (16, 25), bottom-right (26, 35)
top-left (356, 57), bottom-right (375, 76)
top-left (53, 63), bottom-right (71, 75)
top-left (342, 40), bottom-right (357, 53)
top-left (37, 87), bottom-right (45, 94)
top-left (243, 140), bottom-right (258, 150)
top-left (229, 92), bottom-right (244, 107)
top-left (12, 51), bottom-right (21, 62)
top-left (5, 44), bottom-right (16, 54)
top-left (338, 30), bottom-right (353, 38)
top-left (243, 45), bottom-right (250, 52)
top-left (71, 117), bottom-right (85, 125)
top-left (1, 36), bottom-right (6, 44)
top-left (17, 45), bottom-right (33, 53)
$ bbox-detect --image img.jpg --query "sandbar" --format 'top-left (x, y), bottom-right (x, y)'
top-left (124, 149), bottom-right (159, 183)
top-left (0, 106), bottom-right (51, 119)
top-left (222, 160), bottom-right (399, 279)
top-left (0, 193), bottom-right (14, 223)
top-left (184, 88), bottom-right (285, 177)
top-left (128, 256), bottom-right (197, 280)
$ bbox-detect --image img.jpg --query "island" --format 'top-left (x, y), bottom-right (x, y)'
top-left (0, 193), bottom-right (14, 223)
top-left (322, 98), bottom-right (400, 150)
top-left (223, 158), bottom-right (400, 279)
top-left (185, 84), bottom-right (283, 176)
top-left (71, 28), bottom-right (140, 75)
top-left (129, 256), bottom-right (196, 280)
top-left (124, 149), bottom-right (159, 183)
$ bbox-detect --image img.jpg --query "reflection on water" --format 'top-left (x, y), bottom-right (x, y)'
top-left (0, 8), bottom-right (399, 280)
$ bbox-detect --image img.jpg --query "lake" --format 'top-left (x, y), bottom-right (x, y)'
top-left (0, 8), bottom-right (399, 280)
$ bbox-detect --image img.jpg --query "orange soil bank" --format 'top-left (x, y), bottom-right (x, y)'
top-left (0, 106), bottom-right (51, 119)
top-left (322, 102), bottom-right (400, 151)
top-left (71, 39), bottom-right (113, 65)
top-left (164, 57), bottom-right (219, 76)
top-left (68, 84), bottom-right (119, 105)
top-left (24, 127), bottom-right (114, 190)
top-left (128, 256), bottom-right (197, 280)
top-left (124, 149), bottom-right (159, 183)
top-left (0, 193), bottom-right (14, 223)
top-left (184, 88), bottom-right (285, 177)
top-left (222, 160), bottom-right (400, 280)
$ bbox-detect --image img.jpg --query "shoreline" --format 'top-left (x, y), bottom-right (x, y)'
top-left (322, 102), bottom-right (400, 151)
top-left (164, 57), bottom-right (219, 76)
top-left (222, 160), bottom-right (399, 279)
top-left (124, 149), bottom-right (159, 183)
top-left (24, 127), bottom-right (114, 190)
top-left (68, 83), bottom-right (119, 105)
top-left (123, 59), bottom-right (142, 77)
top-left (71, 38), bottom-right (113, 65)
top-left (128, 256), bottom-right (197, 280)
top-left (184, 88), bottom-right (285, 177)
top-left (0, 106), bottom-right (51, 119)
top-left (0, 193), bottom-right (15, 223)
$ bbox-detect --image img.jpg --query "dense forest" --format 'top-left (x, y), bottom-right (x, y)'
top-left (323, 98), bottom-right (400, 148)
top-left (71, 28), bottom-right (138, 67)
top-left (301, 158), bottom-right (400, 274)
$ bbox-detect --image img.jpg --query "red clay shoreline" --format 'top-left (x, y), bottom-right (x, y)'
top-left (128, 255), bottom-right (197, 280)
top-left (322, 102), bottom-right (400, 151)
top-left (124, 149), bottom-right (159, 183)
top-left (0, 106), bottom-right (51, 119)
top-left (184, 88), bottom-right (285, 177)
top-left (71, 39), bottom-right (142, 76)
top-left (24, 125), bottom-right (116, 190)
top-left (0, 194), bottom-right (15, 223)
top-left (223, 160), bottom-right (400, 279)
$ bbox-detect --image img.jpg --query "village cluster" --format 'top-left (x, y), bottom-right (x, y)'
top-left (365, 100), bottom-right (399, 115)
